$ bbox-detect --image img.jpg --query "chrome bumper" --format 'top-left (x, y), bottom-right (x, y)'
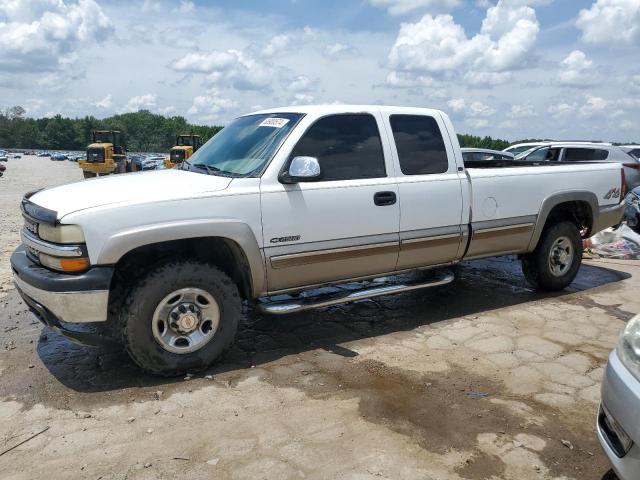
top-left (14, 273), bottom-right (109, 323)
top-left (597, 351), bottom-right (640, 480)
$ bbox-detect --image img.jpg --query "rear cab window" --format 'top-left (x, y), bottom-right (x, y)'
top-left (289, 113), bottom-right (386, 181)
top-left (563, 148), bottom-right (609, 161)
top-left (389, 114), bottom-right (448, 175)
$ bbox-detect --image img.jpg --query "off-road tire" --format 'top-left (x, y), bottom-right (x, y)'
top-left (119, 260), bottom-right (243, 376)
top-left (521, 221), bottom-right (582, 291)
top-left (83, 171), bottom-right (97, 179)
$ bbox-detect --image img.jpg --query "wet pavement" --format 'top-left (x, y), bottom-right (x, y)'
top-left (1, 255), bottom-right (638, 479)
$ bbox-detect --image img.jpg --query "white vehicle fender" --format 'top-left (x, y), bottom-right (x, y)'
top-left (96, 218), bottom-right (266, 297)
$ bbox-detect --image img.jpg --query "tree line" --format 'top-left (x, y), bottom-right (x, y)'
top-left (0, 106), bottom-right (222, 153)
top-left (1, 105), bottom-right (535, 153)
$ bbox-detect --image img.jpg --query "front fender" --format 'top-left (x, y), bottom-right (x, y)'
top-left (96, 218), bottom-right (266, 297)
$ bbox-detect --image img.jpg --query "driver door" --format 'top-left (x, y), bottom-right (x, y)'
top-left (260, 112), bottom-right (400, 293)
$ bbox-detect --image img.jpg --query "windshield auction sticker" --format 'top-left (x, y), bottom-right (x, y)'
top-left (259, 118), bottom-right (290, 128)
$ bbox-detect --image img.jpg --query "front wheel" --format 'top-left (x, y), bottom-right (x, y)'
top-left (119, 260), bottom-right (243, 376)
top-left (521, 221), bottom-right (582, 291)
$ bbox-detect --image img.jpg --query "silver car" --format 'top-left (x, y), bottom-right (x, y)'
top-left (598, 314), bottom-right (640, 478)
top-left (515, 143), bottom-right (640, 190)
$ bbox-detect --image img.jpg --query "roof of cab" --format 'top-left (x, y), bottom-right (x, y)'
top-left (247, 104), bottom-right (447, 117)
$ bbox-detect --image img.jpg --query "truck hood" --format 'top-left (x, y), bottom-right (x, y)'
top-left (30, 169), bottom-right (233, 219)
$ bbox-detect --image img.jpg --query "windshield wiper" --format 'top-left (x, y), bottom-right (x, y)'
top-left (191, 163), bottom-right (223, 175)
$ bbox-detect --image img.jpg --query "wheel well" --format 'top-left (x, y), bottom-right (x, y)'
top-left (111, 237), bottom-right (253, 300)
top-left (545, 201), bottom-right (593, 237)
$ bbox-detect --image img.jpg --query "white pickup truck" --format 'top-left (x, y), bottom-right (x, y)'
top-left (11, 105), bottom-right (626, 375)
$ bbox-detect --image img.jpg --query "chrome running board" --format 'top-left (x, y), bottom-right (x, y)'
top-left (259, 270), bottom-right (455, 315)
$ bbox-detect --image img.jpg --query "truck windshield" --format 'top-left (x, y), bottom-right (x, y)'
top-left (185, 113), bottom-right (303, 177)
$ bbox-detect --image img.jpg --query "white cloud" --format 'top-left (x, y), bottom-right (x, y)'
top-left (447, 98), bottom-right (466, 112)
top-left (96, 94), bottom-right (113, 109)
top-left (463, 70), bottom-right (513, 87)
top-left (157, 105), bottom-right (176, 115)
top-left (445, 98), bottom-right (495, 120)
top-left (548, 103), bottom-right (576, 119)
top-left (577, 0), bottom-right (640, 44)
top-left (508, 103), bottom-right (536, 118)
top-left (291, 93), bottom-right (315, 105)
top-left (324, 42), bottom-right (357, 57)
top-left (467, 118), bottom-right (489, 128)
top-left (287, 75), bottom-right (314, 92)
top-left (386, 71), bottom-right (437, 88)
top-left (558, 50), bottom-right (598, 87)
top-left (187, 89), bottom-right (238, 119)
top-left (172, 49), bottom-right (277, 91)
top-left (579, 95), bottom-right (608, 117)
top-left (387, 1), bottom-right (539, 87)
top-left (498, 119), bottom-right (515, 129)
top-left (369, 0), bottom-right (460, 15)
top-left (0, 0), bottom-right (113, 72)
top-left (468, 101), bottom-right (496, 117)
top-left (262, 34), bottom-right (291, 57)
top-left (125, 94), bottom-right (157, 112)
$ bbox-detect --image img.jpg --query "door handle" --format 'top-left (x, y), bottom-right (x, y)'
top-left (374, 191), bottom-right (397, 206)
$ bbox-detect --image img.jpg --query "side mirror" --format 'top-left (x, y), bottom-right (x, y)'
top-left (280, 156), bottom-right (321, 184)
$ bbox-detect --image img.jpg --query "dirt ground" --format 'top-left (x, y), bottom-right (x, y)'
top-left (1, 155), bottom-right (637, 479)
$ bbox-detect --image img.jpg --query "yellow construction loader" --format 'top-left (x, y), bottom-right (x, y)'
top-left (165, 134), bottom-right (203, 169)
top-left (79, 130), bottom-right (127, 178)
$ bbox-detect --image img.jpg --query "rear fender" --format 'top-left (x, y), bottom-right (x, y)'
top-left (527, 191), bottom-right (598, 251)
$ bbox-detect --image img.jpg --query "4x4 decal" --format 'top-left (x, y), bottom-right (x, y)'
top-left (604, 187), bottom-right (621, 200)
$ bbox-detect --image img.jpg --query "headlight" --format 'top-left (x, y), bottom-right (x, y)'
top-left (38, 224), bottom-right (85, 244)
top-left (617, 314), bottom-right (640, 382)
top-left (39, 252), bottom-right (89, 272)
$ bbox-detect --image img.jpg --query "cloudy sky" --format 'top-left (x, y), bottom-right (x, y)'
top-left (1, 0), bottom-right (639, 141)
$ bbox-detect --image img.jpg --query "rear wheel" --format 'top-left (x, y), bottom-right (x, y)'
top-left (119, 260), bottom-right (242, 376)
top-left (83, 171), bottom-right (97, 178)
top-left (521, 221), bottom-right (582, 291)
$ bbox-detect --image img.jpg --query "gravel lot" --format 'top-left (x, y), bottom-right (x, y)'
top-left (1, 155), bottom-right (638, 479)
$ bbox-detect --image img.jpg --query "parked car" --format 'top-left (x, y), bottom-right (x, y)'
top-left (515, 142), bottom-right (640, 190)
top-left (11, 105), bottom-right (626, 375)
top-left (37, 151), bottom-right (50, 157)
top-left (461, 148), bottom-right (514, 163)
top-left (0, 150), bottom-right (8, 162)
top-left (130, 155), bottom-right (165, 171)
top-left (50, 153), bottom-right (67, 161)
top-left (503, 142), bottom-right (550, 156)
top-left (620, 145), bottom-right (640, 160)
top-left (597, 313), bottom-right (640, 479)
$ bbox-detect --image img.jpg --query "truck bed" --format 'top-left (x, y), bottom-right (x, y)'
top-left (462, 161), bottom-right (623, 259)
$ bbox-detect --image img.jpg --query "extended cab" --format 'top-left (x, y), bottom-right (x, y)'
top-left (11, 105), bottom-right (626, 375)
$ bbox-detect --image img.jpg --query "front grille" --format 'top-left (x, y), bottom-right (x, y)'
top-left (87, 147), bottom-right (105, 163)
top-left (26, 245), bottom-right (40, 263)
top-left (170, 150), bottom-right (185, 163)
top-left (24, 217), bottom-right (38, 236)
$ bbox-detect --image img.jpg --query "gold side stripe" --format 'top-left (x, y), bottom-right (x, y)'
top-left (473, 223), bottom-right (534, 238)
top-left (270, 242), bottom-right (398, 269)
top-left (400, 233), bottom-right (462, 251)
